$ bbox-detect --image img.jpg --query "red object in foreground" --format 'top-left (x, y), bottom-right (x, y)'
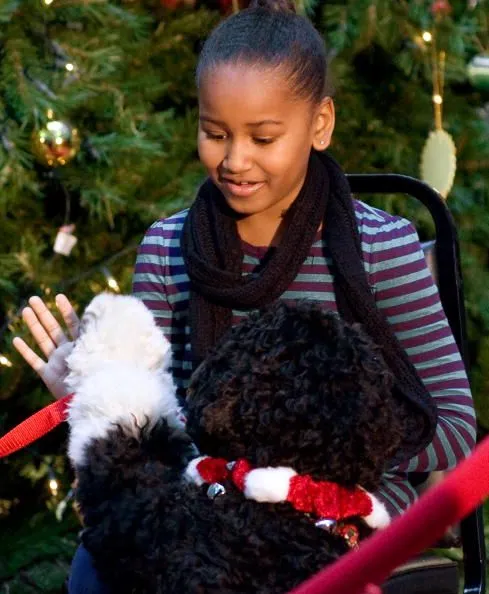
top-left (0, 394), bottom-right (73, 458)
top-left (288, 436), bottom-right (489, 594)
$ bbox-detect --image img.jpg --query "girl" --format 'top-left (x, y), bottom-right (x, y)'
top-left (14, 0), bottom-right (476, 591)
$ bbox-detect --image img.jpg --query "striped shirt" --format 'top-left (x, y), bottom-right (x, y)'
top-left (132, 199), bottom-right (476, 517)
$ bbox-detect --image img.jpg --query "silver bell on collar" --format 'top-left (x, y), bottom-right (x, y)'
top-left (207, 482), bottom-right (226, 499)
top-left (315, 518), bottom-right (337, 531)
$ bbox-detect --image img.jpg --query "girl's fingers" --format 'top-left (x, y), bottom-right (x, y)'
top-left (21, 306), bottom-right (58, 359)
top-left (55, 294), bottom-right (80, 340)
top-left (12, 336), bottom-right (46, 375)
top-left (28, 296), bottom-right (68, 348)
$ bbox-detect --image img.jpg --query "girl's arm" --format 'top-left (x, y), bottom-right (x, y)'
top-left (369, 218), bottom-right (476, 473)
top-left (373, 471), bottom-right (418, 517)
top-left (132, 219), bottom-right (175, 340)
top-left (132, 213), bottom-right (193, 401)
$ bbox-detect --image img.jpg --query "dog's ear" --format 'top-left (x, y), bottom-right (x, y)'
top-left (66, 293), bottom-right (172, 393)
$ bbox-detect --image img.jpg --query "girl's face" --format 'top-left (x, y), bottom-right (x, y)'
top-left (198, 64), bottom-right (335, 226)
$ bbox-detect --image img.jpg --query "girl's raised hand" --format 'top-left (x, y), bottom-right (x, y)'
top-left (12, 294), bottom-right (80, 400)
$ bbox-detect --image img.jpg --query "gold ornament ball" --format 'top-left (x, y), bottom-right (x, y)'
top-left (32, 120), bottom-right (80, 167)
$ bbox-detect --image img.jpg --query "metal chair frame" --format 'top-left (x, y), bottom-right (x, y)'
top-left (346, 173), bottom-right (486, 594)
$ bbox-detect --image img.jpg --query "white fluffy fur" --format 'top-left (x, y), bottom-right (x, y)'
top-left (66, 293), bottom-right (171, 393)
top-left (66, 293), bottom-right (179, 467)
top-left (184, 456), bottom-right (209, 487)
top-left (243, 467), bottom-right (297, 503)
top-left (363, 493), bottom-right (391, 529)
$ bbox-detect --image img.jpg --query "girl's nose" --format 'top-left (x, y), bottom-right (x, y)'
top-left (222, 140), bottom-right (252, 174)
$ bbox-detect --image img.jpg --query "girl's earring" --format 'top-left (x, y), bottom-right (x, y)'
top-left (320, 140), bottom-right (325, 145)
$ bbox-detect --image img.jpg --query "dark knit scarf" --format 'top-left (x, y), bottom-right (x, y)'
top-left (181, 151), bottom-right (437, 465)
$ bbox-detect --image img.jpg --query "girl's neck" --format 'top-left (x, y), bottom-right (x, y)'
top-left (237, 214), bottom-right (285, 248)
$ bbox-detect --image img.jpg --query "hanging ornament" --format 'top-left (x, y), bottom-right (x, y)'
top-left (55, 488), bottom-right (74, 521)
top-left (421, 130), bottom-right (457, 199)
top-left (53, 224), bottom-right (78, 256)
top-left (467, 54), bottom-right (489, 92)
top-left (420, 45), bottom-right (457, 199)
top-left (32, 119), bottom-right (80, 167)
top-left (431, 0), bottom-right (452, 16)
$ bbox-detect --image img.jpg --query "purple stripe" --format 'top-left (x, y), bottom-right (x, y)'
top-left (398, 325), bottom-right (453, 350)
top-left (139, 299), bottom-right (173, 313)
top-left (144, 228), bottom-right (174, 240)
top-left (134, 262), bottom-right (165, 275)
top-left (242, 261), bottom-right (333, 274)
top-left (371, 241), bottom-right (420, 264)
top-left (431, 394), bottom-right (473, 407)
top-left (409, 343), bottom-right (461, 365)
top-left (373, 258), bottom-right (428, 285)
top-left (132, 281), bottom-right (164, 294)
top-left (425, 378), bottom-right (470, 392)
top-left (416, 360), bottom-right (466, 380)
top-left (376, 275), bottom-right (434, 302)
top-left (379, 292), bottom-right (439, 317)
top-left (138, 244), bottom-right (163, 256)
top-left (387, 310), bottom-right (445, 333)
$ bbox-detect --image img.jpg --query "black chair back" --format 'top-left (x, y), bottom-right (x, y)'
top-left (346, 173), bottom-right (486, 594)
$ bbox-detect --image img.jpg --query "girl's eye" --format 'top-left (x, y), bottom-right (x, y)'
top-left (205, 131), bottom-right (227, 140)
top-left (254, 137), bottom-right (274, 145)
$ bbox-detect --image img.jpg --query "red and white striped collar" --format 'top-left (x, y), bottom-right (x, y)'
top-left (185, 456), bottom-right (390, 531)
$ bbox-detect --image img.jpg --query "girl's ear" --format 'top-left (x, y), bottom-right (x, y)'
top-left (312, 97), bottom-right (335, 151)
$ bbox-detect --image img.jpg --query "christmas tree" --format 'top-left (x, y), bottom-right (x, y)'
top-left (0, 0), bottom-right (218, 590)
top-left (316, 0), bottom-right (489, 432)
top-left (1, 0), bottom-right (488, 590)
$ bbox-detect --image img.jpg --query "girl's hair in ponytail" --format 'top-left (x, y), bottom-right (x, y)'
top-left (196, 0), bottom-right (332, 104)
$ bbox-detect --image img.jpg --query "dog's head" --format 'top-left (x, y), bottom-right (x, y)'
top-left (66, 293), bottom-right (172, 393)
top-left (186, 301), bottom-right (403, 490)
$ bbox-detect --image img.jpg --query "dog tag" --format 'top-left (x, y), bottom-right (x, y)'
top-left (207, 482), bottom-right (226, 499)
top-left (315, 518), bottom-right (336, 531)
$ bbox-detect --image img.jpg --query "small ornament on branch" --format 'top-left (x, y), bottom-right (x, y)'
top-left (54, 224), bottom-right (78, 256)
top-left (431, 0), bottom-right (452, 16)
top-left (467, 54), bottom-right (489, 92)
top-left (32, 119), bottom-right (80, 167)
top-left (1, 132), bottom-right (14, 152)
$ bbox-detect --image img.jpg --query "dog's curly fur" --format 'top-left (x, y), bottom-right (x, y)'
top-left (72, 298), bottom-right (405, 593)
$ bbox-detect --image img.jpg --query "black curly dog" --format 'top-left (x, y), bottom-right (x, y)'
top-left (75, 301), bottom-right (404, 593)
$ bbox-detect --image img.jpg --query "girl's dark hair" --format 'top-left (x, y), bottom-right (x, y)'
top-left (196, 0), bottom-right (332, 104)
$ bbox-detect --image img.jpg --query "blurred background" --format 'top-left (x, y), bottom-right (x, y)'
top-left (0, 0), bottom-right (488, 590)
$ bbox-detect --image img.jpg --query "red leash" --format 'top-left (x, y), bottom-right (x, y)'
top-left (287, 435), bottom-right (489, 594)
top-left (0, 394), bottom-right (73, 458)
